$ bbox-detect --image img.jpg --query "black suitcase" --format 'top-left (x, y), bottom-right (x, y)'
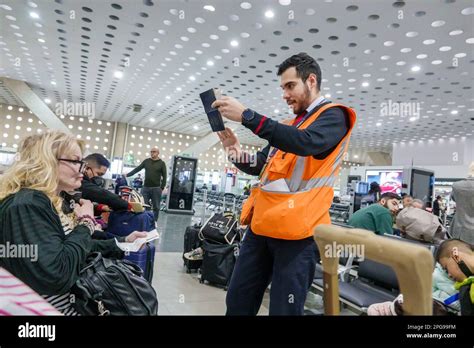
top-left (199, 240), bottom-right (239, 290)
top-left (183, 225), bottom-right (203, 273)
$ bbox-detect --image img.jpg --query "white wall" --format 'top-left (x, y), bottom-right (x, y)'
top-left (392, 138), bottom-right (473, 178)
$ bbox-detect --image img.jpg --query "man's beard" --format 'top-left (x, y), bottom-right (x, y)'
top-left (293, 84), bottom-right (312, 115)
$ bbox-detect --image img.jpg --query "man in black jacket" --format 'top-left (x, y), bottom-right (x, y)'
top-left (212, 52), bottom-right (351, 315)
top-left (81, 153), bottom-right (143, 213)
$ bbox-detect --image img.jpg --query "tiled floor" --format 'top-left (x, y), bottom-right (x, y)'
top-left (151, 252), bottom-right (269, 315)
top-left (152, 210), bottom-right (357, 316)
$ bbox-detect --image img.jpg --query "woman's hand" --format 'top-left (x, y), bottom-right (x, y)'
top-left (125, 231), bottom-right (148, 243)
top-left (74, 199), bottom-right (94, 219)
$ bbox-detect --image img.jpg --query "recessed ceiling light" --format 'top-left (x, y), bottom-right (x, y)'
top-left (156, 102), bottom-right (162, 106)
top-left (50, 81), bottom-right (56, 85)
top-left (265, 10), bottom-right (275, 18)
top-left (230, 40), bottom-right (239, 47)
top-left (44, 98), bottom-right (51, 104)
top-left (240, 2), bottom-right (252, 10)
top-left (193, 125), bottom-right (199, 130)
top-left (376, 122), bottom-right (381, 126)
top-left (189, 75), bottom-right (196, 81)
top-left (451, 110), bottom-right (458, 115)
top-left (361, 82), bottom-right (369, 87)
top-left (114, 71), bottom-right (123, 78)
top-left (409, 116), bottom-right (417, 122)
top-left (165, 96), bottom-right (171, 100)
top-left (324, 93), bottom-right (331, 98)
top-left (207, 60), bottom-right (214, 66)
top-left (176, 87), bottom-right (182, 91)
top-left (150, 118), bottom-right (155, 122)
top-left (203, 5), bottom-right (215, 11)
top-left (411, 66), bottom-right (421, 72)
top-left (37, 38), bottom-right (45, 43)
top-left (29, 12), bottom-right (39, 19)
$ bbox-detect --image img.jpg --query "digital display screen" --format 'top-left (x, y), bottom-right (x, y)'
top-left (366, 170), bottom-right (403, 194)
top-left (411, 170), bottom-right (434, 203)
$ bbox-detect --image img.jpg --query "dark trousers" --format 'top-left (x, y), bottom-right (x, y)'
top-left (142, 187), bottom-right (162, 221)
top-left (226, 229), bottom-right (318, 316)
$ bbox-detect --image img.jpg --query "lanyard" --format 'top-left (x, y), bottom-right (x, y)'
top-left (258, 98), bottom-right (328, 180)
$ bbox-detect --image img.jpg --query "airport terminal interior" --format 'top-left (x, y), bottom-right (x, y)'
top-left (0, 0), bottom-right (473, 318)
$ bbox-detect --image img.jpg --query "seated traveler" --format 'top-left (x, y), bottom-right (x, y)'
top-left (348, 192), bottom-right (401, 235)
top-left (0, 131), bottom-right (146, 315)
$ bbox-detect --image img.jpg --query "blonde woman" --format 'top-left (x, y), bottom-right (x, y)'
top-left (0, 131), bottom-right (146, 315)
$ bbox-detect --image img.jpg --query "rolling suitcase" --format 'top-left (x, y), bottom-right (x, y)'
top-left (199, 240), bottom-right (239, 290)
top-left (183, 225), bottom-right (203, 273)
top-left (107, 210), bottom-right (155, 238)
top-left (124, 242), bottom-right (155, 283)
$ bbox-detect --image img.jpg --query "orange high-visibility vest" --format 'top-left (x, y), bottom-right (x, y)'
top-left (241, 103), bottom-right (356, 240)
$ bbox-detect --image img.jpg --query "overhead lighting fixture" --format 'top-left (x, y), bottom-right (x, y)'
top-left (265, 10), bottom-right (275, 18)
top-left (279, 0), bottom-right (291, 5)
top-left (29, 12), bottom-right (39, 19)
top-left (37, 38), bottom-right (45, 43)
top-left (50, 81), bottom-right (56, 85)
top-left (189, 75), bottom-right (196, 81)
top-left (230, 40), bottom-right (239, 47)
top-left (409, 116), bottom-right (417, 122)
top-left (203, 5), bottom-right (215, 11)
top-left (165, 96), bottom-right (171, 100)
top-left (44, 98), bottom-right (51, 104)
top-left (376, 122), bottom-right (382, 126)
top-left (451, 110), bottom-right (458, 115)
top-left (176, 87), bottom-right (182, 91)
top-left (353, 155), bottom-right (359, 159)
top-left (156, 102), bottom-right (162, 107)
top-left (207, 60), bottom-right (214, 66)
top-left (150, 118), bottom-right (155, 122)
top-left (193, 125), bottom-right (199, 130)
top-left (324, 93), bottom-right (331, 98)
top-left (361, 82), bottom-right (370, 87)
top-left (114, 71), bottom-right (123, 79)
top-left (411, 65), bottom-right (421, 72)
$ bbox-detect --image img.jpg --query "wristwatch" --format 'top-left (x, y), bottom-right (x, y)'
top-left (241, 108), bottom-right (255, 124)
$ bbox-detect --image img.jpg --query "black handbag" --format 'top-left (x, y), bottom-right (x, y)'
top-left (199, 211), bottom-right (241, 245)
top-left (71, 252), bottom-right (158, 316)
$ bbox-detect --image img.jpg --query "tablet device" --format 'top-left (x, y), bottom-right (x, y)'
top-left (200, 88), bottom-right (225, 132)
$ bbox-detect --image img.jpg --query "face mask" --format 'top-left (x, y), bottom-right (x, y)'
top-left (91, 176), bottom-right (106, 188)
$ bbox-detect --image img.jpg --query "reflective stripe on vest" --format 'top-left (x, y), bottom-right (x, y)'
top-left (261, 104), bottom-right (354, 192)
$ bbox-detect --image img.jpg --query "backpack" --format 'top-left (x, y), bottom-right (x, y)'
top-left (71, 252), bottom-right (158, 316)
top-left (396, 207), bottom-right (446, 243)
top-left (199, 211), bottom-right (241, 245)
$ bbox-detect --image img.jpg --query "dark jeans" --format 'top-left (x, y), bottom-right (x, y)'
top-left (226, 229), bottom-right (318, 316)
top-left (142, 186), bottom-right (162, 221)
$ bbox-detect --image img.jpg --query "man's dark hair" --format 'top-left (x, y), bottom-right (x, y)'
top-left (379, 192), bottom-right (401, 201)
top-left (277, 52), bottom-right (322, 91)
top-left (84, 153), bottom-right (110, 168)
top-left (435, 239), bottom-right (473, 262)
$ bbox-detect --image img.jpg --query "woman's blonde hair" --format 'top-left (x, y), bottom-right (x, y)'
top-left (0, 130), bottom-right (85, 212)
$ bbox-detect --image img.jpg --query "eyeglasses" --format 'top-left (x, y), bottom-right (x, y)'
top-left (58, 158), bottom-right (87, 173)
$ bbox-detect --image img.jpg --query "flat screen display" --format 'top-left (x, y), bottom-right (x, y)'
top-left (366, 170), bottom-right (403, 194)
top-left (411, 170), bottom-right (434, 203)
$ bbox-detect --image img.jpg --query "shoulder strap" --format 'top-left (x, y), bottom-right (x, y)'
top-left (299, 103), bottom-right (346, 129)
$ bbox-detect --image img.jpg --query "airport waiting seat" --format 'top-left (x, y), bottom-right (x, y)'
top-left (314, 225), bottom-right (433, 315)
top-left (313, 259), bottom-right (399, 312)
